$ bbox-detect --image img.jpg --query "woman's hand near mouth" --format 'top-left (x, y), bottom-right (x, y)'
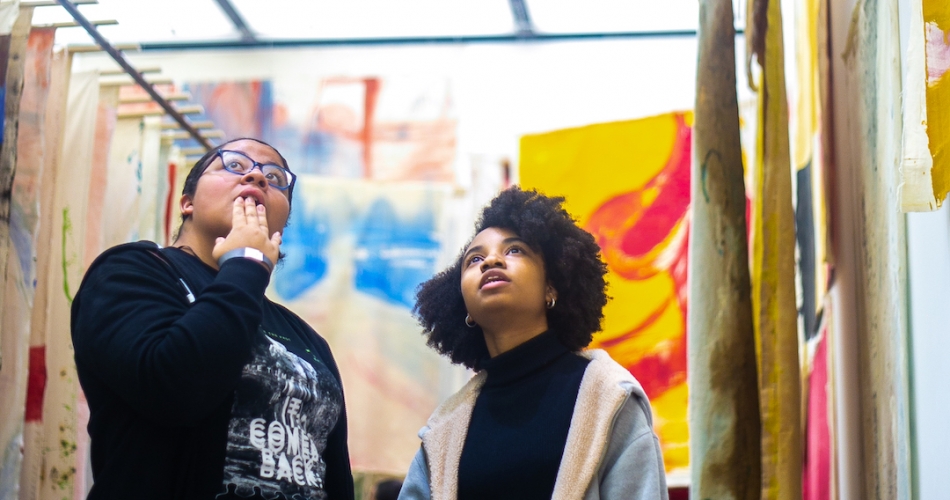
top-left (211, 196), bottom-right (282, 271)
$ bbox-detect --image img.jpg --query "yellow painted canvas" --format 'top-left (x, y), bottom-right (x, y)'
top-left (901, 0), bottom-right (950, 210)
top-left (520, 111), bottom-right (692, 477)
top-left (925, 0), bottom-right (950, 202)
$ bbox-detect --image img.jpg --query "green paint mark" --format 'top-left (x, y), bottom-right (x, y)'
top-left (61, 207), bottom-right (74, 305)
top-left (60, 439), bottom-right (77, 458)
top-left (49, 465), bottom-right (76, 490)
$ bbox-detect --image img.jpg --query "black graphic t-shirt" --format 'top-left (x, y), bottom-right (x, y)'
top-left (220, 334), bottom-right (343, 499)
top-left (72, 243), bottom-right (354, 500)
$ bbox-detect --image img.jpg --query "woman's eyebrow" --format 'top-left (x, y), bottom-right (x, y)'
top-left (462, 245), bottom-right (484, 260)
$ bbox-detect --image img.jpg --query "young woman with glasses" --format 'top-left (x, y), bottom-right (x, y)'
top-left (400, 187), bottom-right (668, 500)
top-left (71, 138), bottom-right (354, 500)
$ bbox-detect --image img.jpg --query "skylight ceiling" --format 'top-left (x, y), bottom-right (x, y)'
top-left (29, 0), bottom-right (745, 48)
top-left (527, 0), bottom-right (702, 34)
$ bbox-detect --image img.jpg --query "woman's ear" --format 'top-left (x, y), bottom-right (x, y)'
top-left (180, 194), bottom-right (194, 217)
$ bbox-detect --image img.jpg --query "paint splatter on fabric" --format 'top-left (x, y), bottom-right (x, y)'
top-left (180, 77), bottom-right (456, 181)
top-left (270, 177), bottom-right (468, 474)
top-left (520, 112), bottom-right (692, 476)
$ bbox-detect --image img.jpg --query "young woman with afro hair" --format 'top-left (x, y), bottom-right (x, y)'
top-left (399, 186), bottom-right (668, 500)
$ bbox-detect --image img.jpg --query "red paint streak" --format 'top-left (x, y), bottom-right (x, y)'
top-left (583, 113), bottom-right (693, 401)
top-left (26, 28), bottom-right (54, 92)
top-left (362, 78), bottom-right (380, 179)
top-left (208, 82), bottom-right (263, 138)
top-left (585, 113), bottom-right (692, 282)
top-left (669, 487), bottom-right (689, 500)
top-left (628, 336), bottom-right (688, 399)
top-left (24, 346), bottom-right (47, 422)
top-left (164, 163), bottom-right (177, 246)
top-left (803, 332), bottom-right (831, 500)
top-left (595, 294), bottom-right (687, 399)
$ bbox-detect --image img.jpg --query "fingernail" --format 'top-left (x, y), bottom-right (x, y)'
top-left (257, 205), bottom-right (265, 213)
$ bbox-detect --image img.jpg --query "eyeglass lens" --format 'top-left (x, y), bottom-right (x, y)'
top-left (220, 151), bottom-right (292, 189)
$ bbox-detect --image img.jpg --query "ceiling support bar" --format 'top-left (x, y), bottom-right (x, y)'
top-left (55, 0), bottom-right (213, 150)
top-left (139, 29), bottom-right (723, 51)
top-left (213, 0), bottom-right (255, 43)
top-left (507, 0), bottom-right (534, 37)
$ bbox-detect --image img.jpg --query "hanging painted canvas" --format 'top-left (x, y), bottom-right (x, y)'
top-left (520, 111), bottom-right (691, 481)
top-left (901, 0), bottom-right (950, 210)
top-left (180, 77), bottom-right (456, 181)
top-left (268, 176), bottom-right (468, 475)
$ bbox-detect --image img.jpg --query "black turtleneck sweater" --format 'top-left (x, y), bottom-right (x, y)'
top-left (457, 331), bottom-right (591, 500)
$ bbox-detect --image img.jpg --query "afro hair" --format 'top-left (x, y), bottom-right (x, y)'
top-left (413, 186), bottom-right (609, 369)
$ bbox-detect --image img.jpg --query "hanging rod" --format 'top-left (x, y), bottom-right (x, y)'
top-left (32, 19), bottom-right (116, 29)
top-left (162, 120), bottom-right (214, 130)
top-left (117, 104), bottom-right (203, 119)
top-left (100, 65), bottom-right (161, 76)
top-left (22, 0), bottom-right (96, 6)
top-left (120, 92), bottom-right (191, 104)
top-left (99, 76), bottom-right (173, 86)
top-left (55, 0), bottom-right (213, 150)
top-left (67, 42), bottom-right (138, 53)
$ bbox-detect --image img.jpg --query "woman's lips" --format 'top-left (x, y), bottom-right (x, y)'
top-left (480, 279), bottom-right (510, 291)
top-left (239, 189), bottom-right (264, 206)
top-left (480, 269), bottom-right (510, 289)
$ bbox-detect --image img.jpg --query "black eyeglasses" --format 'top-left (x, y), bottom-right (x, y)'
top-left (216, 150), bottom-right (295, 190)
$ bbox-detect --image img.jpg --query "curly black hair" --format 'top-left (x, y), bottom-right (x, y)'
top-left (414, 185), bottom-right (609, 369)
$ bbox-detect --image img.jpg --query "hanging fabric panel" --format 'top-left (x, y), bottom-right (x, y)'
top-left (18, 43), bottom-right (72, 500)
top-left (138, 116), bottom-right (164, 242)
top-left (13, 26), bottom-right (57, 500)
top-left (0, 4), bottom-right (30, 496)
top-left (687, 0), bottom-right (762, 497)
top-left (24, 69), bottom-right (98, 500)
top-left (901, 0), bottom-right (950, 210)
top-left (269, 176), bottom-right (468, 475)
top-left (748, 0), bottom-right (803, 498)
top-left (520, 112), bottom-right (693, 482)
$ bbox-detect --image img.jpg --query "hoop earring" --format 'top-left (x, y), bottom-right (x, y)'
top-left (465, 314), bottom-right (477, 328)
top-left (546, 297), bottom-right (556, 309)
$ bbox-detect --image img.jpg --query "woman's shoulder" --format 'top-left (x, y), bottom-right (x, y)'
top-left (420, 370), bottom-right (486, 436)
top-left (578, 349), bottom-right (642, 392)
top-left (576, 349), bottom-right (654, 427)
top-left (81, 241), bottom-right (174, 284)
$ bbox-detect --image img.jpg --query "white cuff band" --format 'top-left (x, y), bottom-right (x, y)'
top-left (218, 247), bottom-right (273, 272)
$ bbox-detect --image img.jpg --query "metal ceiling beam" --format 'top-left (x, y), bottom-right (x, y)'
top-left (55, 0), bottom-right (213, 150)
top-left (22, 0), bottom-right (96, 7)
top-left (213, 0), bottom-right (256, 43)
top-left (507, 0), bottom-right (534, 37)
top-left (139, 29), bottom-right (727, 51)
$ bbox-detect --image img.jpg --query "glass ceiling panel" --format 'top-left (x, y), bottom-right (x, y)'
top-left (30, 0), bottom-right (240, 45)
top-left (525, 0), bottom-right (699, 33)
top-left (29, 0), bottom-right (733, 47)
top-left (527, 0), bottom-right (703, 34)
top-left (231, 0), bottom-right (515, 39)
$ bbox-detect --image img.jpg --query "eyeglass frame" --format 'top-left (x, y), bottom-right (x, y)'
top-left (215, 149), bottom-right (296, 191)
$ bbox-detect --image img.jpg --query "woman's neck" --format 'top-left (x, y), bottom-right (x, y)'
top-left (480, 315), bottom-right (549, 358)
top-left (173, 228), bottom-right (218, 269)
